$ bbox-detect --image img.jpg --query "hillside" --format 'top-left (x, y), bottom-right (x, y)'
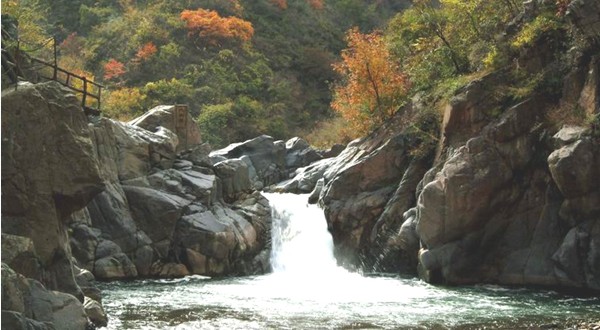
top-left (2, 0), bottom-right (408, 147)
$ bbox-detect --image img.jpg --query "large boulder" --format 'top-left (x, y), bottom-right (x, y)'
top-left (129, 105), bottom-right (202, 152)
top-left (284, 137), bottom-right (323, 170)
top-left (173, 192), bottom-right (271, 276)
top-left (1, 82), bottom-right (104, 298)
top-left (210, 135), bottom-right (286, 187)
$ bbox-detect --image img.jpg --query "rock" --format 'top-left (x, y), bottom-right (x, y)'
top-left (240, 155), bottom-right (263, 190)
top-left (149, 262), bottom-right (189, 278)
top-left (178, 170), bottom-right (219, 204)
top-left (552, 125), bottom-right (589, 146)
top-left (308, 178), bottom-right (325, 204)
top-left (183, 143), bottom-right (212, 167)
top-left (110, 120), bottom-right (177, 180)
top-left (129, 104), bottom-right (202, 152)
top-left (284, 137), bottom-right (323, 169)
top-left (568, 0), bottom-right (600, 41)
top-left (441, 73), bottom-right (503, 148)
top-left (214, 159), bottom-right (251, 202)
top-left (83, 297), bottom-right (107, 328)
top-left (1, 263), bottom-right (89, 330)
top-left (210, 135), bottom-right (286, 186)
top-left (124, 186), bottom-right (190, 243)
top-left (548, 136), bottom-right (598, 199)
top-left (94, 253), bottom-right (138, 280)
top-left (1, 233), bottom-right (39, 280)
top-left (321, 144), bottom-right (345, 158)
top-left (173, 198), bottom-right (266, 276)
top-left (320, 134), bottom-right (415, 267)
top-left (1, 81), bottom-right (104, 297)
top-left (1, 310), bottom-right (53, 330)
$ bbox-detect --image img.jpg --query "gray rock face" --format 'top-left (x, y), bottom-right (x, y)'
top-left (129, 105), bottom-right (202, 152)
top-left (415, 101), bottom-right (600, 290)
top-left (284, 137), bottom-right (323, 170)
top-left (568, 0), bottom-right (600, 41)
top-left (66, 110), bottom-right (273, 280)
top-left (2, 263), bottom-right (89, 330)
top-left (1, 82), bottom-right (104, 299)
top-left (210, 135), bottom-right (286, 187)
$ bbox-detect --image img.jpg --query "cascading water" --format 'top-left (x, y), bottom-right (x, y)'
top-left (266, 192), bottom-right (339, 274)
top-left (98, 193), bottom-right (600, 329)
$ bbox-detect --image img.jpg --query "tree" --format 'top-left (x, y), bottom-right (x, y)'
top-left (180, 9), bottom-right (254, 45)
top-left (332, 28), bottom-right (410, 135)
top-left (270, 0), bottom-right (288, 10)
top-left (134, 42), bottom-right (158, 62)
top-left (104, 59), bottom-right (126, 80)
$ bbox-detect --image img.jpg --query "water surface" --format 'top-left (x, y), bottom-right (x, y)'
top-left (99, 193), bottom-right (600, 329)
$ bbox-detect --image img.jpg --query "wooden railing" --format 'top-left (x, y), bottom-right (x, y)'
top-left (2, 36), bottom-right (103, 115)
top-left (31, 57), bottom-right (103, 115)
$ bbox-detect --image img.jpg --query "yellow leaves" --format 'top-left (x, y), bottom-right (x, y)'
top-left (180, 9), bottom-right (254, 45)
top-left (104, 87), bottom-right (147, 121)
top-left (331, 28), bottom-right (410, 136)
top-left (512, 14), bottom-right (561, 48)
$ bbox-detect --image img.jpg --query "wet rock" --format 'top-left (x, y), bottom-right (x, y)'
top-left (83, 297), bottom-right (107, 328)
top-left (149, 262), bottom-right (189, 278)
top-left (94, 253), bottom-right (138, 280)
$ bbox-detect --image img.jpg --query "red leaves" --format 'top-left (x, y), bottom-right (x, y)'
top-left (104, 59), bottom-right (126, 80)
top-left (135, 42), bottom-right (158, 62)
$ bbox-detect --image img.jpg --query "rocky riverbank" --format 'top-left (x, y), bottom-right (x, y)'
top-left (273, 0), bottom-right (600, 292)
top-left (1, 81), bottom-right (338, 328)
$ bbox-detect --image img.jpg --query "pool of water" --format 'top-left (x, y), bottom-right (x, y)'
top-left (98, 273), bottom-right (600, 329)
top-left (97, 193), bottom-right (600, 329)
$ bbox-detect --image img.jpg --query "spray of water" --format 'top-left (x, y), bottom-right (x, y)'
top-left (265, 192), bottom-right (339, 274)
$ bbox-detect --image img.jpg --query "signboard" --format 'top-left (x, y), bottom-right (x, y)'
top-left (175, 104), bottom-right (188, 130)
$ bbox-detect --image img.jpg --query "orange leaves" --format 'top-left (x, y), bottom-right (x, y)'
top-left (270, 0), bottom-right (288, 10)
top-left (307, 0), bottom-right (324, 10)
top-left (332, 28), bottom-right (410, 135)
top-left (180, 9), bottom-right (254, 45)
top-left (104, 59), bottom-right (126, 80)
top-left (135, 42), bottom-right (157, 62)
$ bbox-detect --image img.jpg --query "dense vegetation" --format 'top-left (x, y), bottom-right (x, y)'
top-left (2, 0), bottom-right (407, 147)
top-left (2, 0), bottom-right (592, 148)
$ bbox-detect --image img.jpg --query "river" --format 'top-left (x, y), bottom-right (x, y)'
top-left (99, 193), bottom-right (600, 329)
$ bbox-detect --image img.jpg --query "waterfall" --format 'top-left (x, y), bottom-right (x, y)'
top-left (263, 193), bottom-right (339, 275)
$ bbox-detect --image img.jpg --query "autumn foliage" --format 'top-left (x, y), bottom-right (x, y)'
top-left (307, 0), bottom-right (324, 10)
top-left (104, 59), bottom-right (126, 80)
top-left (270, 0), bottom-right (288, 10)
top-left (180, 9), bottom-right (254, 45)
top-left (135, 42), bottom-right (158, 62)
top-left (332, 28), bottom-right (410, 135)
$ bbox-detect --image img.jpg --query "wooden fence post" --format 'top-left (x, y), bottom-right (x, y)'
top-left (82, 77), bottom-right (87, 108)
top-left (53, 37), bottom-right (58, 80)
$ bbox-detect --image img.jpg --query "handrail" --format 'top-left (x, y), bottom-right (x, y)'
top-left (3, 36), bottom-right (103, 115)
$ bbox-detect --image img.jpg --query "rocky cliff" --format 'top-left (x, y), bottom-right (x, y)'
top-left (277, 1), bottom-right (599, 292)
top-left (1, 81), bottom-right (331, 329)
top-left (2, 82), bottom-right (105, 329)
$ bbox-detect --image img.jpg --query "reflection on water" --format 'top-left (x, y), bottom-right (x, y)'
top-left (98, 193), bottom-right (600, 329)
